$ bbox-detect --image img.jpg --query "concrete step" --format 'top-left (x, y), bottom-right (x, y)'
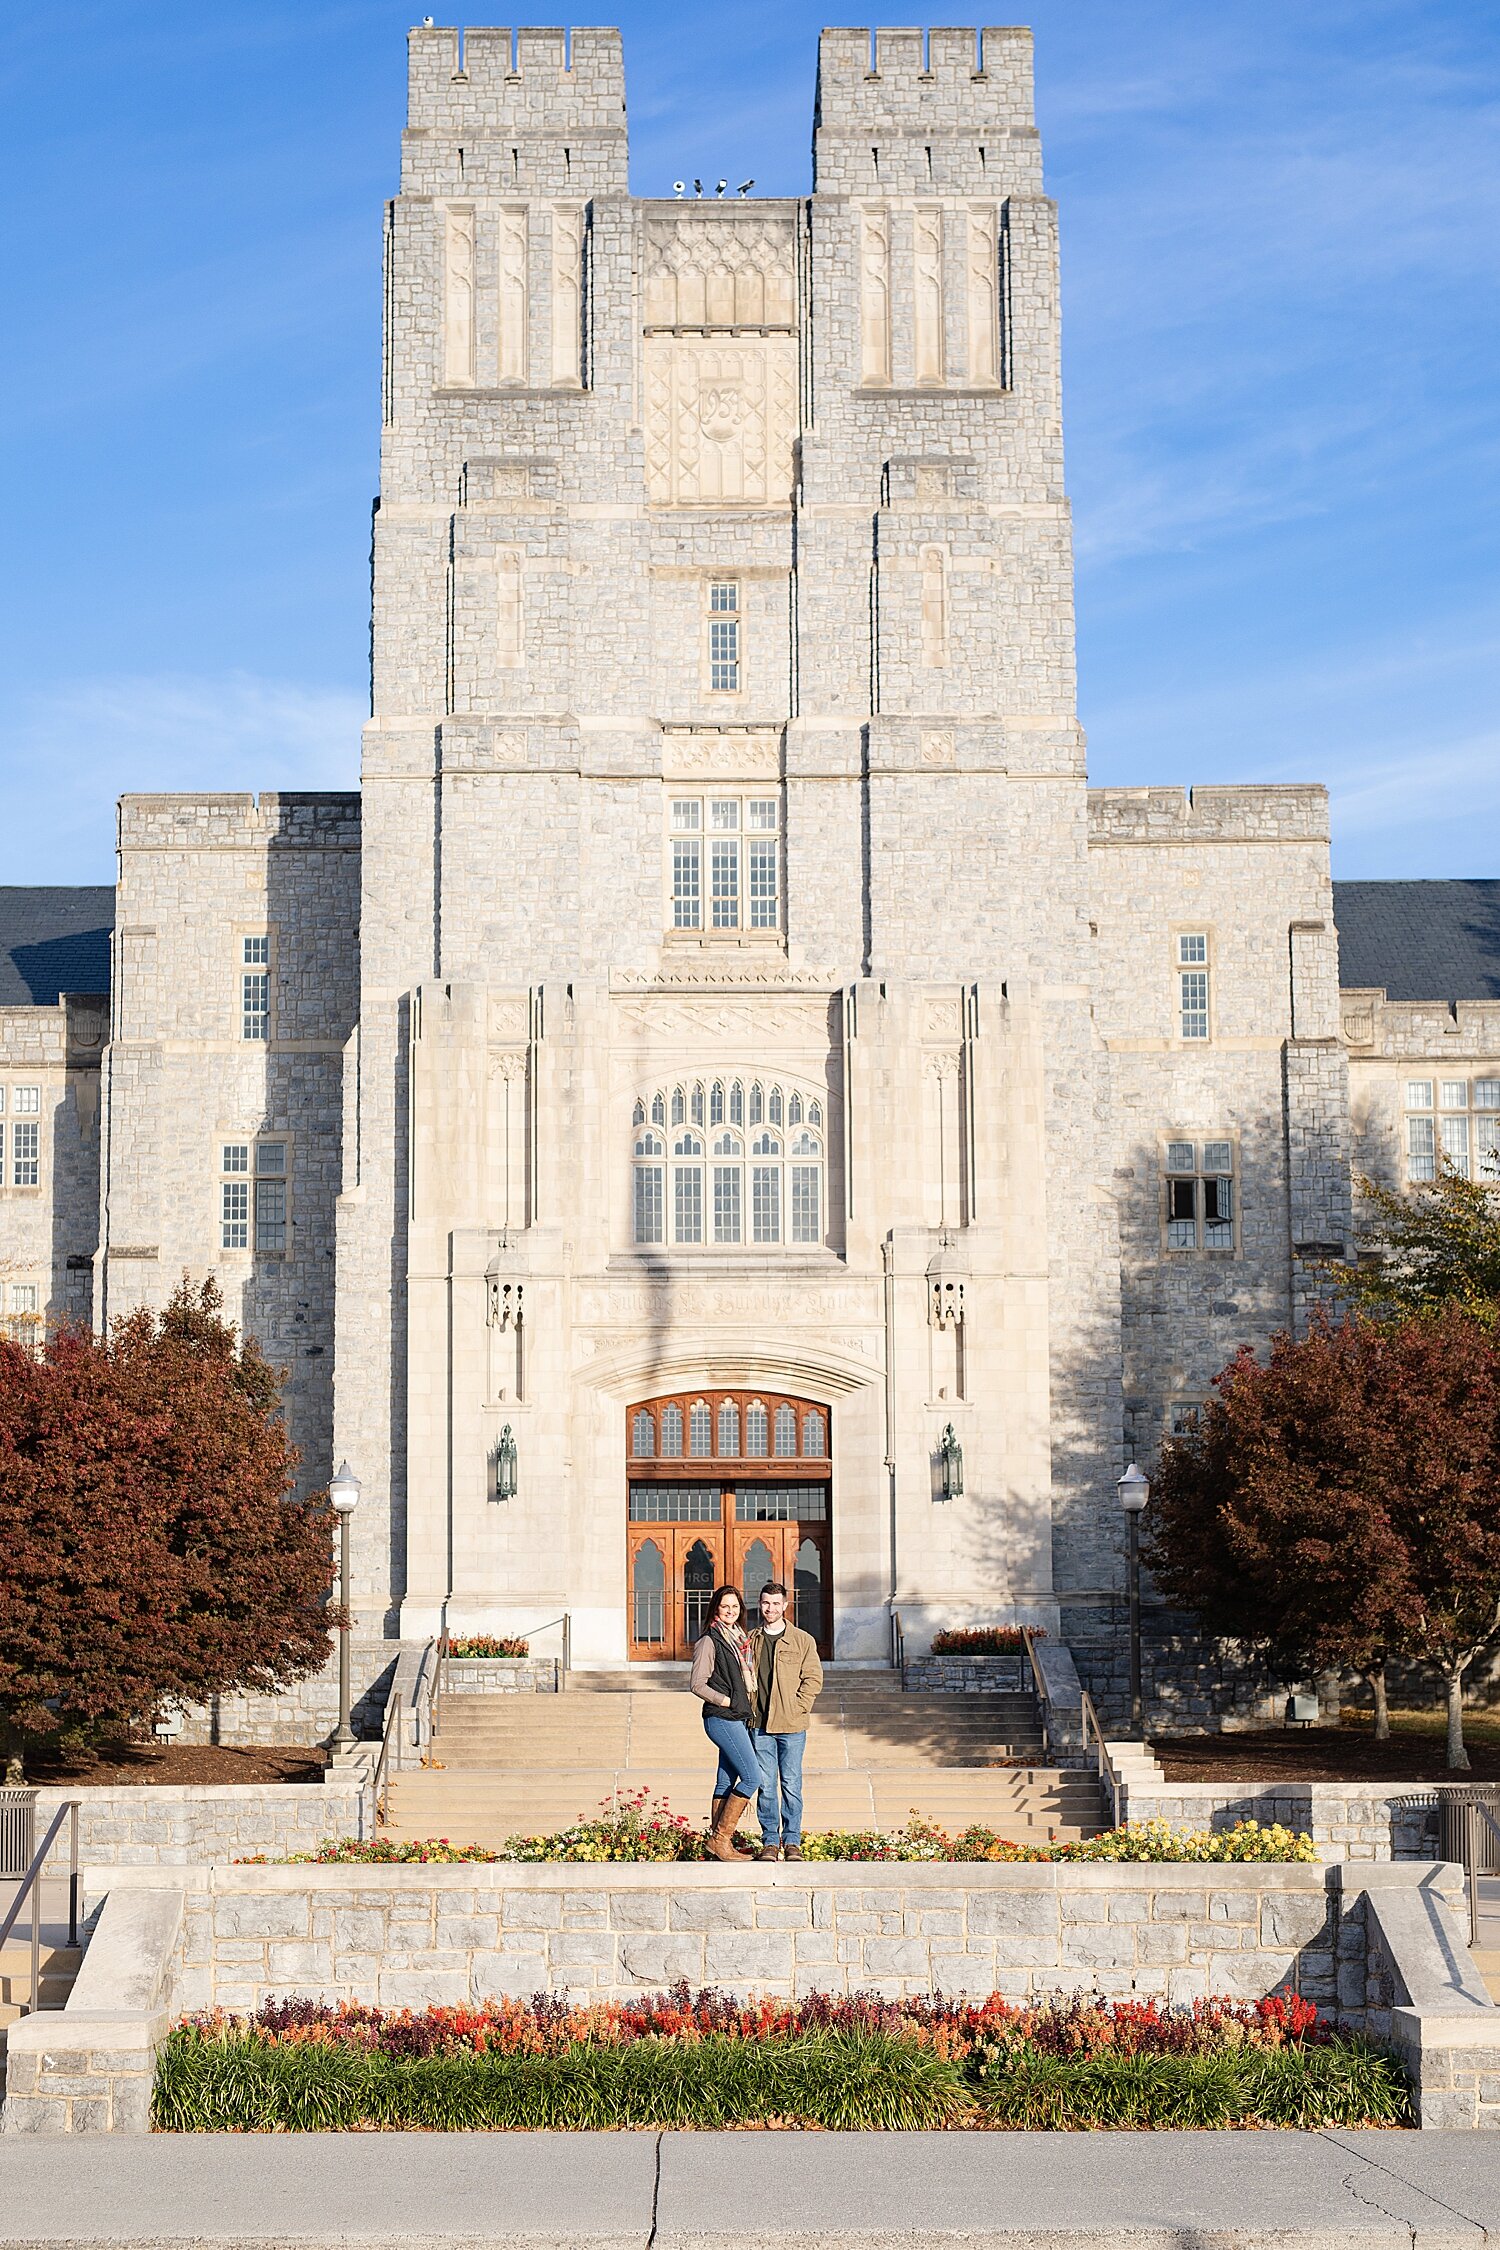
top-left (1472, 1948), bottom-right (1500, 2004)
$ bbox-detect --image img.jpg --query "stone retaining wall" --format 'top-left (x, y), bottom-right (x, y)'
top-left (10, 1859), bottom-right (1500, 2131)
top-left (1120, 1781), bottom-right (1438, 1864)
top-left (87, 1857), bottom-right (1458, 2021)
top-left (30, 1771), bottom-right (372, 1868)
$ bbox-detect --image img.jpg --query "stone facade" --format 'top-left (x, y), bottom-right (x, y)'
top-left (1, 28), bottom-right (1495, 1732)
top-left (31, 1772), bottom-right (374, 1869)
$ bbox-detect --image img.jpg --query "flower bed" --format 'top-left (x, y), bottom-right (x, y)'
top-left (242, 1799), bottom-right (1316, 1867)
top-left (929, 1626), bottom-right (1042, 1655)
top-left (153, 1986), bottom-right (1407, 2132)
top-left (447, 1634), bottom-right (529, 1659)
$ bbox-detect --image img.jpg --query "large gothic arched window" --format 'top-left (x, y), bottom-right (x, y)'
top-left (632, 1079), bottom-right (825, 1249)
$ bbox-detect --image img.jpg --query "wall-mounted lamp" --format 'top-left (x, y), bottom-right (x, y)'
top-left (939, 1422), bottom-right (964, 1503)
top-left (495, 1424), bottom-right (518, 1503)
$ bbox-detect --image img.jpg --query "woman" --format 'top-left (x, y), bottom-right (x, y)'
top-left (690, 1584), bottom-right (762, 1862)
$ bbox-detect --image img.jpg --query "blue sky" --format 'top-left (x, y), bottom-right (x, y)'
top-left (2, 1), bottom-right (1496, 882)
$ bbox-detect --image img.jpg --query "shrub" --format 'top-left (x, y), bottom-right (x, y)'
top-left (929, 1627), bottom-right (1042, 1655)
top-left (154, 1988), bottom-right (1407, 2133)
top-left (248, 1811), bottom-right (1316, 1867)
top-left (447, 1635), bottom-right (529, 1659)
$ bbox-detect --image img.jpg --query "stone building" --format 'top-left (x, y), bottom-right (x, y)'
top-left (1, 27), bottom-right (1494, 1723)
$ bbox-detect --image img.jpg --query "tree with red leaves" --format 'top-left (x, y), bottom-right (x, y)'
top-left (1145, 1309), bottom-right (1500, 1769)
top-left (0, 1280), bottom-right (336, 1776)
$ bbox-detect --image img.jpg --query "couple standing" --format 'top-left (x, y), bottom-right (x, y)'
top-left (689, 1580), bottom-right (823, 1863)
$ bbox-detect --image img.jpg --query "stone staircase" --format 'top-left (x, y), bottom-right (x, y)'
top-left (385, 1665), bottom-right (1106, 1846)
top-left (0, 1931), bottom-right (83, 2093)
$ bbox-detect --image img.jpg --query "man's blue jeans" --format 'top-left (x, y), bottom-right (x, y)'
top-left (753, 1728), bottom-right (806, 1848)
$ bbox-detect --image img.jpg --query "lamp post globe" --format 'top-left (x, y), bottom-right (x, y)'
top-left (1116, 1462), bottom-right (1150, 1738)
top-left (329, 1461), bottom-right (361, 1753)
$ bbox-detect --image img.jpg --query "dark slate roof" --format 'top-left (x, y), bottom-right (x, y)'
top-left (0, 887), bottom-right (115, 1006)
top-left (1335, 880), bottom-right (1500, 1003)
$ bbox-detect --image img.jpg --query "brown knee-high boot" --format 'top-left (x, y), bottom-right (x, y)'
top-left (706, 1791), bottom-right (754, 1862)
top-left (710, 1794), bottom-right (756, 1853)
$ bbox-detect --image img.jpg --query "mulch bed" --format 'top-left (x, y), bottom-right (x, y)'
top-left (15, 1740), bottom-right (328, 1787)
top-left (1154, 1729), bottom-right (1500, 1784)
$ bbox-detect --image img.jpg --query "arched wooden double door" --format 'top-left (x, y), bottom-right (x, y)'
top-left (626, 1389), bottom-right (833, 1661)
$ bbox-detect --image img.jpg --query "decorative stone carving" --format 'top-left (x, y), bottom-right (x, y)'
top-left (612, 996), bottom-right (830, 1042)
top-left (930, 1278), bottom-right (966, 1330)
top-left (919, 546), bottom-right (948, 670)
top-left (443, 205), bottom-right (476, 386)
top-left (643, 214), bottom-right (796, 330)
top-left (859, 207), bottom-right (891, 386)
top-left (495, 551), bottom-right (523, 670)
top-left (644, 338), bottom-right (797, 506)
top-left (661, 729), bottom-right (781, 781)
top-left (551, 206), bottom-right (584, 387)
top-left (913, 206), bottom-right (945, 386)
top-left (496, 206), bottom-right (528, 386)
top-left (967, 205), bottom-right (1000, 386)
top-left (920, 729), bottom-right (955, 768)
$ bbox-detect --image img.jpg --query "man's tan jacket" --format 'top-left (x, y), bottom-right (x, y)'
top-left (748, 1623), bottom-right (823, 1735)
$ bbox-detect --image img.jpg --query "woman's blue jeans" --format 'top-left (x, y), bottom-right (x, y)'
top-left (702, 1710), bottom-right (763, 1804)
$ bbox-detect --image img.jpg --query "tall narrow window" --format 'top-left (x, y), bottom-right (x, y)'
top-left (751, 1130), bottom-right (782, 1242)
top-left (242, 935), bottom-right (270, 1041)
top-left (672, 1130), bottom-right (704, 1243)
top-left (671, 800), bottom-right (702, 929)
top-left (774, 1403), bottom-right (797, 1457)
top-left (634, 1128), bottom-right (665, 1241)
top-left (710, 799), bottom-right (740, 928)
top-left (712, 1131), bottom-right (743, 1242)
top-left (747, 798), bottom-right (779, 929)
top-left (688, 1400), bottom-right (713, 1457)
top-left (717, 1400), bottom-right (740, 1456)
top-left (11, 1118), bottom-right (38, 1188)
top-left (221, 1142), bottom-right (251, 1250)
top-left (708, 581), bottom-right (741, 692)
top-left (1177, 934), bottom-right (1209, 1041)
top-left (632, 1409), bottom-right (655, 1458)
top-left (745, 1400), bottom-right (769, 1455)
top-left (255, 1141), bottom-right (288, 1255)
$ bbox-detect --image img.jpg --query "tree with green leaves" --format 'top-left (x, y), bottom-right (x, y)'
top-left (1332, 1162), bottom-right (1500, 1329)
top-left (1146, 1309), bottom-right (1500, 1768)
top-left (0, 1280), bottom-right (337, 1778)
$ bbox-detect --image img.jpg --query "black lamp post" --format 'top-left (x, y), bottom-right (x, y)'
top-left (329, 1460), bottom-right (361, 1753)
top-left (939, 1423), bottom-right (964, 1503)
top-left (1117, 1462), bottom-right (1150, 1736)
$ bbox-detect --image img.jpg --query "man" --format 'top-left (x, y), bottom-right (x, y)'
top-left (748, 1580), bottom-right (823, 1862)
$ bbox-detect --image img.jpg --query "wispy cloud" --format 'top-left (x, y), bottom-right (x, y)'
top-left (0, 673), bottom-right (362, 885)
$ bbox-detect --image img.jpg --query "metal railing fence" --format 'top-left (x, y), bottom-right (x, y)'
top-left (1020, 1627), bottom-right (1054, 1766)
top-left (1079, 1689), bottom-right (1123, 1829)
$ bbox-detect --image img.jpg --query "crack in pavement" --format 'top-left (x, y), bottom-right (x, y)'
top-left (647, 2129), bottom-right (663, 2249)
top-left (1320, 2130), bottom-right (1488, 2244)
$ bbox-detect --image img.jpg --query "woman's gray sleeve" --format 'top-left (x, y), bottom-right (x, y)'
top-left (690, 1636), bottom-right (724, 1704)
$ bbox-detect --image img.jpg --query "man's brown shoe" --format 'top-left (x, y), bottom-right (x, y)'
top-left (783, 1845), bottom-right (805, 1861)
top-left (755, 1845), bottom-right (781, 1862)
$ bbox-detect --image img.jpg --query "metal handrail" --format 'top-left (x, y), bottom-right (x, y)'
top-left (1079, 1690), bottom-right (1123, 1828)
top-left (522, 1614), bottom-right (573, 1692)
top-left (1020, 1626), bottom-right (1054, 1766)
top-left (0, 1799), bottom-right (80, 2017)
top-left (889, 1607), bottom-right (905, 1687)
top-left (1441, 1791), bottom-right (1500, 1944)
top-left (411, 1638), bottom-right (439, 1764)
top-left (430, 1627), bottom-right (451, 1742)
top-left (370, 1688), bottom-right (403, 1824)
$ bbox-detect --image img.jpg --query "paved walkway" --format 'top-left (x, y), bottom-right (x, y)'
top-left (5, 2131), bottom-right (1500, 2245)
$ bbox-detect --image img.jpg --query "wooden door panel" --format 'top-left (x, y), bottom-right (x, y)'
top-left (627, 1528), bottom-right (670, 1661)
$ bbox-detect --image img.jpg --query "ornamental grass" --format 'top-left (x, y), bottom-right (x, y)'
top-left (243, 1803), bottom-right (1316, 1866)
top-left (154, 1987), bottom-right (1408, 2133)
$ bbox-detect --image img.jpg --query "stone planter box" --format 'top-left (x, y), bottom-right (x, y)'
top-left (32, 1770), bottom-right (373, 1867)
top-left (904, 1653), bottom-right (1026, 1692)
top-left (1118, 1780), bottom-right (1439, 1865)
top-left (444, 1657), bottom-right (559, 1694)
